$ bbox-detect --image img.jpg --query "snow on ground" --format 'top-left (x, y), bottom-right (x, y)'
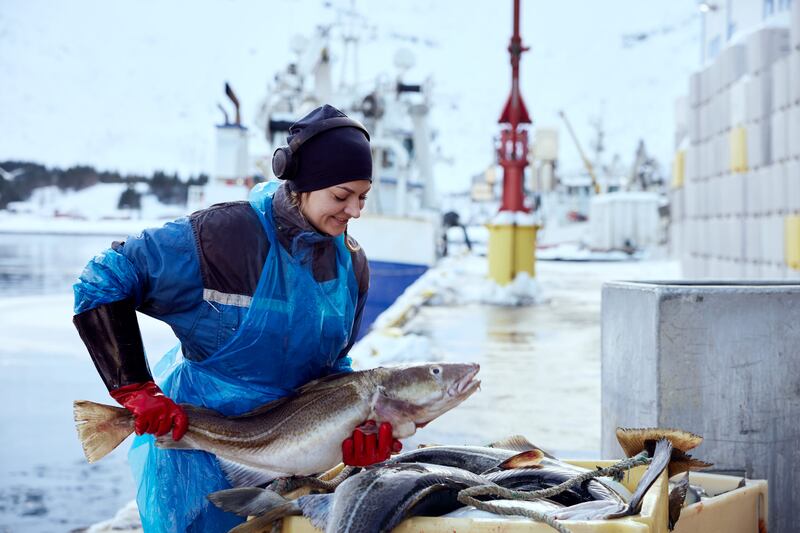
top-left (350, 253), bottom-right (545, 368)
top-left (353, 251), bottom-right (680, 455)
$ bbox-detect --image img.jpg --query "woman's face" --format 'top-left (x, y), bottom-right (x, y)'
top-left (300, 180), bottom-right (371, 237)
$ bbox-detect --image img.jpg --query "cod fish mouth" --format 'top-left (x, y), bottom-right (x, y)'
top-left (450, 365), bottom-right (481, 397)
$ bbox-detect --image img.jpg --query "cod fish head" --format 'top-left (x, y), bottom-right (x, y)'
top-left (375, 362), bottom-right (480, 433)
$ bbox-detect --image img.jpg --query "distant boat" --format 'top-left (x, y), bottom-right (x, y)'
top-left (192, 17), bottom-right (443, 338)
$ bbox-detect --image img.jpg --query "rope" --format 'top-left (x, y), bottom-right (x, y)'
top-left (456, 452), bottom-right (652, 533)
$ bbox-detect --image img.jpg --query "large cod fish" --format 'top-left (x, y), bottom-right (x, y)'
top-left (73, 362), bottom-right (480, 487)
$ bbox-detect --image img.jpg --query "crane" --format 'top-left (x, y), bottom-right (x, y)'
top-left (558, 110), bottom-right (600, 194)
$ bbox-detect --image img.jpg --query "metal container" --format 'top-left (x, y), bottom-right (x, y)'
top-left (602, 281), bottom-right (800, 533)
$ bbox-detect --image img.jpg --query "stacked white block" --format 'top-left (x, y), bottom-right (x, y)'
top-left (746, 27), bottom-right (791, 76)
top-left (790, 50), bottom-right (800, 104)
top-left (790, 105), bottom-right (800, 159)
top-left (771, 56), bottom-right (790, 111)
top-left (788, 160), bottom-right (800, 213)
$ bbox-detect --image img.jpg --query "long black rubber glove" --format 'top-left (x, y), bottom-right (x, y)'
top-left (72, 298), bottom-right (152, 391)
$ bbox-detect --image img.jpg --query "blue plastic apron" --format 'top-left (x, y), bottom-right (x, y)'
top-left (128, 182), bottom-right (358, 532)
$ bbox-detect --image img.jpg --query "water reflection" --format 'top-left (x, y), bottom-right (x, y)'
top-left (0, 234), bottom-right (120, 296)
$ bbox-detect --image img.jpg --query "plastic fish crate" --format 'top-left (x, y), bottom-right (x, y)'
top-left (277, 461), bottom-right (767, 533)
top-left (279, 460), bottom-right (667, 533)
top-left (672, 472), bottom-right (767, 533)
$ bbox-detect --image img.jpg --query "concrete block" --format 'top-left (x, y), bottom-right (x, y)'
top-left (700, 65), bottom-right (712, 104)
top-left (729, 78), bottom-right (747, 128)
top-left (762, 215), bottom-right (781, 263)
top-left (746, 120), bottom-right (771, 169)
top-left (788, 159), bottom-right (800, 213)
top-left (689, 71), bottom-right (702, 107)
top-left (770, 110), bottom-right (788, 162)
top-left (745, 71), bottom-right (772, 122)
top-left (793, 0), bottom-right (800, 50)
top-left (746, 26), bottom-right (791, 75)
top-left (602, 281), bottom-right (800, 533)
top-left (790, 51), bottom-right (800, 105)
top-left (774, 162), bottom-right (789, 214)
top-left (720, 44), bottom-right (747, 87)
top-left (745, 215), bottom-right (761, 260)
top-left (728, 172), bottom-right (745, 216)
top-left (789, 105), bottom-right (800, 158)
top-left (688, 106), bottom-right (701, 144)
top-left (743, 259), bottom-right (761, 277)
top-left (771, 55), bottom-right (790, 111)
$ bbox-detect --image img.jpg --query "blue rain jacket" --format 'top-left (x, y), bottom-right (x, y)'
top-left (73, 182), bottom-right (364, 531)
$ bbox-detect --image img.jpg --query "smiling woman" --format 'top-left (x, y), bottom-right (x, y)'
top-left (69, 104), bottom-right (399, 531)
top-left (291, 181), bottom-right (371, 237)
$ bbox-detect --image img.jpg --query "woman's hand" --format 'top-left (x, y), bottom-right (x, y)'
top-left (341, 420), bottom-right (402, 466)
top-left (110, 381), bottom-right (188, 440)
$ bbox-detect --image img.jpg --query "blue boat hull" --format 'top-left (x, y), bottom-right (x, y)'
top-left (357, 260), bottom-right (429, 339)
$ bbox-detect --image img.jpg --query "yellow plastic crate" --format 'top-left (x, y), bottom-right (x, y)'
top-left (672, 472), bottom-right (767, 533)
top-left (279, 460), bottom-right (668, 533)
top-left (276, 462), bottom-right (768, 533)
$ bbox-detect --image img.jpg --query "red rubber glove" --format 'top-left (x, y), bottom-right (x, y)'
top-left (341, 420), bottom-right (403, 466)
top-left (110, 381), bottom-right (188, 441)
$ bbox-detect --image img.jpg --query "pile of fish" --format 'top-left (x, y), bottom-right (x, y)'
top-left (73, 363), bottom-right (717, 532)
top-left (208, 428), bottom-right (712, 533)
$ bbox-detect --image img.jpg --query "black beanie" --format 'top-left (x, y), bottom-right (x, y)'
top-left (284, 105), bottom-right (372, 193)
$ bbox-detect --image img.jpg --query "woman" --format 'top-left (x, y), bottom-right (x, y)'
top-left (72, 105), bottom-right (399, 532)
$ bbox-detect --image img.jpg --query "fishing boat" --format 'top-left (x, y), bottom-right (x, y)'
top-left (191, 17), bottom-right (443, 337)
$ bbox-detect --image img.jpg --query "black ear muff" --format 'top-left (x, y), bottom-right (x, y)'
top-left (272, 116), bottom-right (370, 181)
top-left (271, 146), bottom-right (294, 179)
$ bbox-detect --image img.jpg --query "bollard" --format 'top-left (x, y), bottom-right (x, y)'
top-left (601, 281), bottom-right (800, 533)
top-left (487, 223), bottom-right (515, 285)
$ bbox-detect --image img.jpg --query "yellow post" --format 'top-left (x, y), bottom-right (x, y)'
top-left (785, 215), bottom-right (800, 271)
top-left (487, 221), bottom-right (539, 285)
top-left (730, 127), bottom-right (748, 173)
top-left (487, 223), bottom-right (515, 285)
top-left (514, 224), bottom-right (538, 278)
top-left (672, 150), bottom-right (685, 189)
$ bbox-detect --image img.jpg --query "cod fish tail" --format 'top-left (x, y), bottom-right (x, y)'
top-left (73, 400), bottom-right (135, 463)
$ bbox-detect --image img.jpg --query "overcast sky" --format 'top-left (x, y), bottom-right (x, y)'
top-left (0, 0), bottom-right (700, 192)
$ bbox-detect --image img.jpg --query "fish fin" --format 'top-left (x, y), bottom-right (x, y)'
top-left (498, 449), bottom-right (545, 469)
top-left (207, 487), bottom-right (295, 518)
top-left (217, 458), bottom-right (284, 488)
top-left (154, 435), bottom-right (196, 450)
top-left (615, 427), bottom-right (703, 457)
top-left (667, 450), bottom-right (713, 477)
top-left (295, 371), bottom-right (354, 394)
top-left (668, 473), bottom-right (690, 530)
top-left (73, 400), bottom-right (134, 463)
top-left (297, 493), bottom-right (335, 530)
top-left (487, 435), bottom-right (556, 458)
top-left (622, 438), bottom-right (673, 517)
